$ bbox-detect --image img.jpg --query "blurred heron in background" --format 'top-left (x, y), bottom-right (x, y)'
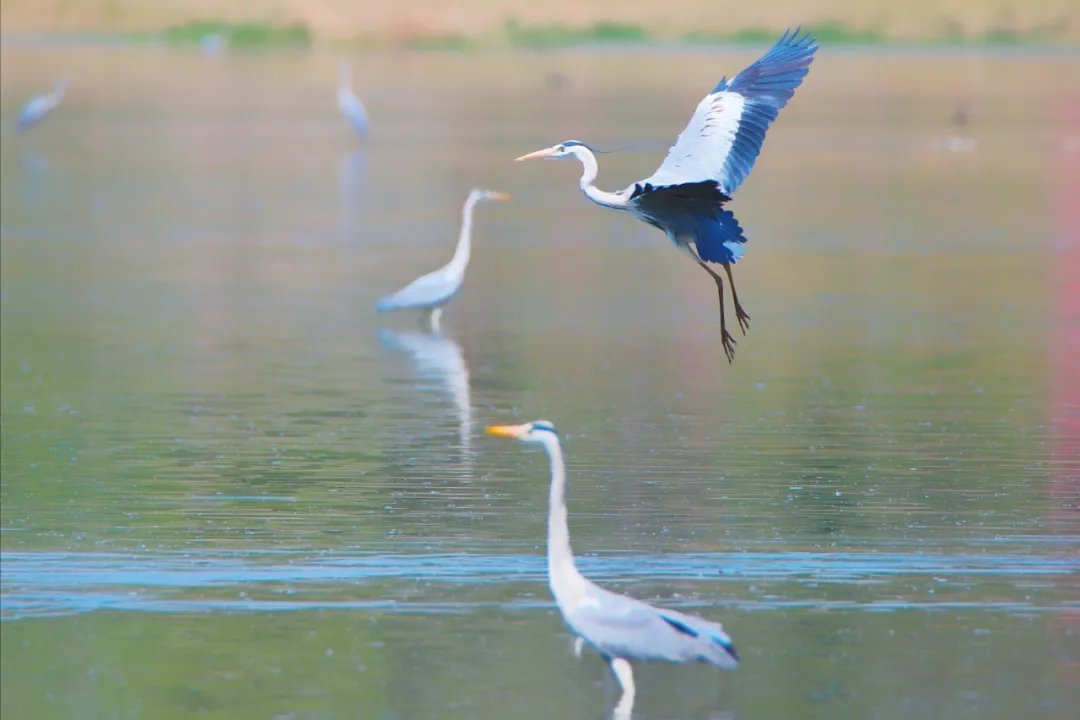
top-left (17, 78), bottom-right (68, 132)
top-left (376, 188), bottom-right (510, 331)
top-left (516, 29), bottom-right (818, 362)
top-left (338, 60), bottom-right (369, 136)
top-left (487, 420), bottom-right (738, 717)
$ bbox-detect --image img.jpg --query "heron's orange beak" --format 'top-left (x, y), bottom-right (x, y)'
top-left (486, 423), bottom-right (527, 439)
top-left (515, 147), bottom-right (556, 162)
top-left (489, 191), bottom-right (512, 201)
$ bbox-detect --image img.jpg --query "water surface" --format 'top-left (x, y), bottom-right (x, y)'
top-left (2, 44), bottom-right (1078, 719)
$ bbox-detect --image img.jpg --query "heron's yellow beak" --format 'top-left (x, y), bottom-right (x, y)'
top-left (486, 423), bottom-right (527, 439)
top-left (515, 147), bottom-right (556, 162)
top-left (489, 191), bottom-right (512, 201)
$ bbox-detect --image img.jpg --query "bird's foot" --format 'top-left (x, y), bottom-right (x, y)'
top-left (721, 329), bottom-right (737, 364)
top-left (735, 306), bottom-right (751, 335)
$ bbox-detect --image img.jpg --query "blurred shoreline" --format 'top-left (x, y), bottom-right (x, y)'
top-left (1, 0), bottom-right (1077, 47)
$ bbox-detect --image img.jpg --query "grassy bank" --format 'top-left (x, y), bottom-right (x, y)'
top-left (2, 1), bottom-right (1076, 46)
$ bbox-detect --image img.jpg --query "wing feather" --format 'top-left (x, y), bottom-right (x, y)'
top-left (564, 590), bottom-right (738, 666)
top-left (376, 268), bottom-right (459, 312)
top-left (644, 29), bottom-right (818, 195)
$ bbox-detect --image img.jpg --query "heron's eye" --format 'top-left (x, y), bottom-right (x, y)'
top-left (556, 145), bottom-right (565, 152)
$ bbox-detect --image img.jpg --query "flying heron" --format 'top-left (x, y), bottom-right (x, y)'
top-left (487, 420), bottom-right (738, 716)
top-left (338, 60), bottom-right (369, 136)
top-left (17, 79), bottom-right (68, 132)
top-left (516, 29), bottom-right (818, 362)
top-left (376, 188), bottom-right (510, 331)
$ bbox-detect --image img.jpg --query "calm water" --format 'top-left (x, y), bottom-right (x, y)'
top-left (2, 44), bottom-right (1078, 719)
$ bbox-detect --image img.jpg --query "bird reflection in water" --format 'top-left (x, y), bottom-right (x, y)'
top-left (379, 329), bottom-right (472, 453)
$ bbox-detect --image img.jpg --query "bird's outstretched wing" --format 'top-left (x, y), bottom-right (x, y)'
top-left (643, 28), bottom-right (818, 195)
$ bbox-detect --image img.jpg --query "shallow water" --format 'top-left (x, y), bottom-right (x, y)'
top-left (2, 44), bottom-right (1078, 719)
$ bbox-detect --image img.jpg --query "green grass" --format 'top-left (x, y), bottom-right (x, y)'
top-left (404, 34), bottom-right (472, 51)
top-left (684, 27), bottom-right (779, 44)
top-left (148, 17), bottom-right (1070, 50)
top-left (686, 22), bottom-right (882, 45)
top-left (982, 23), bottom-right (1063, 45)
top-left (163, 20), bottom-right (311, 47)
top-left (805, 21), bottom-right (882, 44)
top-left (505, 20), bottom-right (647, 47)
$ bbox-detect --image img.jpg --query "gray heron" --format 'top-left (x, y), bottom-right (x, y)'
top-left (487, 420), bottom-right (738, 716)
top-left (338, 60), bottom-right (369, 136)
top-left (516, 29), bottom-right (818, 362)
top-left (17, 79), bottom-right (68, 132)
top-left (376, 188), bottom-right (510, 331)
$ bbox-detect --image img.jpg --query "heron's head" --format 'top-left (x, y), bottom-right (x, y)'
top-left (515, 140), bottom-right (592, 162)
top-left (486, 420), bottom-right (558, 444)
top-left (470, 188), bottom-right (512, 203)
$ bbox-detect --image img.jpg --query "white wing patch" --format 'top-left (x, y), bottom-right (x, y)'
top-left (644, 91), bottom-right (745, 192)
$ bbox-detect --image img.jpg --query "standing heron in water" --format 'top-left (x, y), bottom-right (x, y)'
top-left (516, 29), bottom-right (818, 362)
top-left (337, 60), bottom-right (369, 136)
top-left (376, 188), bottom-right (510, 331)
top-left (487, 420), bottom-right (738, 717)
top-left (17, 79), bottom-right (68, 132)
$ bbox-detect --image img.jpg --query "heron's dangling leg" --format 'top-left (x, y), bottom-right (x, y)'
top-left (695, 260), bottom-right (737, 363)
top-left (424, 307), bottom-right (443, 334)
top-left (723, 263), bottom-right (751, 334)
top-left (610, 657), bottom-right (636, 718)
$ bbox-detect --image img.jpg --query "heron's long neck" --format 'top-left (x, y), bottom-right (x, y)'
top-left (541, 435), bottom-right (585, 593)
top-left (574, 148), bottom-right (627, 210)
top-left (447, 197), bottom-right (477, 274)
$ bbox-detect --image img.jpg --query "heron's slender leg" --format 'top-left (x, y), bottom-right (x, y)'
top-left (573, 636), bottom-right (584, 658)
top-left (425, 307), bottom-right (443, 334)
top-left (723, 263), bottom-right (751, 334)
top-left (610, 657), bottom-right (636, 718)
top-left (695, 260), bottom-right (737, 363)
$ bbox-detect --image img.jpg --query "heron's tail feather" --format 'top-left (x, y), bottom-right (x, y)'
top-left (693, 209), bottom-right (747, 265)
top-left (375, 296), bottom-right (398, 313)
top-left (658, 610), bottom-right (739, 669)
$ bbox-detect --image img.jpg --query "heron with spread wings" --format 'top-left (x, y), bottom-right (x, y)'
top-left (487, 420), bottom-right (738, 717)
top-left (516, 29), bottom-right (818, 362)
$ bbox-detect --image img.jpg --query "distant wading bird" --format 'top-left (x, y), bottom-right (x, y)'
top-left (516, 29), bottom-right (818, 362)
top-left (487, 420), bottom-right (738, 717)
top-left (337, 60), bottom-right (369, 136)
top-left (17, 79), bottom-right (68, 132)
top-left (376, 188), bottom-right (510, 331)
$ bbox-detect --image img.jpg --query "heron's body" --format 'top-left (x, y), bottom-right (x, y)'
top-left (376, 188), bottom-right (508, 330)
top-left (17, 80), bottom-right (68, 132)
top-left (517, 29), bottom-right (818, 362)
top-left (487, 420), bottom-right (737, 716)
top-left (338, 61), bottom-right (369, 136)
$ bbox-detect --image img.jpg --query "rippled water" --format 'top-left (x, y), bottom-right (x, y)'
top-left (2, 44), bottom-right (1078, 719)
